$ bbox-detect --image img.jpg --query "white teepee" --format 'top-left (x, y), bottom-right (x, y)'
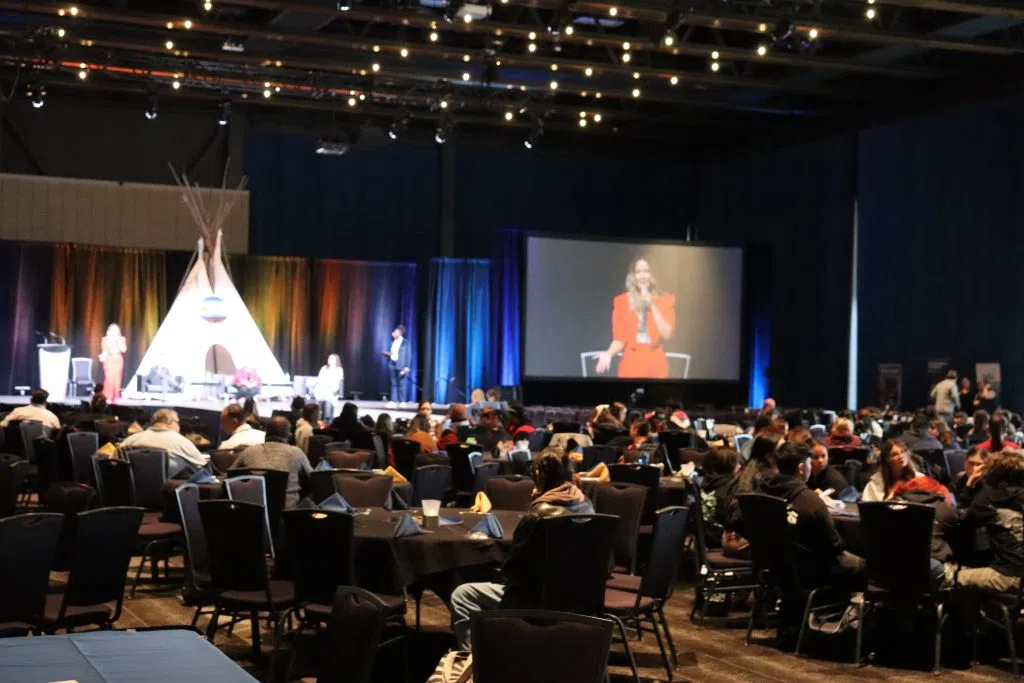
top-left (122, 170), bottom-right (287, 399)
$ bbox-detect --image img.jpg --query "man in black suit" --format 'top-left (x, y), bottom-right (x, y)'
top-left (386, 324), bottom-right (412, 405)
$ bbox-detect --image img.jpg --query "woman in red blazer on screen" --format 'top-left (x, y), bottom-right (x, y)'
top-left (594, 257), bottom-right (676, 379)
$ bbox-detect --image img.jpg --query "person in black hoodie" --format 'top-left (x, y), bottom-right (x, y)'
top-left (720, 433), bottom-right (782, 559)
top-left (807, 441), bottom-right (850, 494)
top-left (699, 448), bottom-right (741, 548)
top-left (449, 452), bottom-right (595, 650)
top-left (760, 442), bottom-right (864, 588)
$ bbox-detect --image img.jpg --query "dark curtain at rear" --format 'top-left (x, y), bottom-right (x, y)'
top-left (0, 242), bottom-right (54, 390)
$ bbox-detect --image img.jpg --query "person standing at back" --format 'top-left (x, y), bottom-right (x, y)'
top-left (385, 325), bottom-right (412, 407)
top-left (930, 368), bottom-right (960, 425)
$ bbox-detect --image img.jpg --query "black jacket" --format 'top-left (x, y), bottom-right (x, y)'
top-left (699, 472), bottom-right (735, 546)
top-left (806, 466), bottom-right (849, 494)
top-left (592, 422), bottom-right (628, 446)
top-left (963, 479), bottom-right (1024, 577)
top-left (894, 488), bottom-right (957, 562)
top-left (760, 472), bottom-right (845, 585)
top-left (723, 459), bottom-right (774, 533)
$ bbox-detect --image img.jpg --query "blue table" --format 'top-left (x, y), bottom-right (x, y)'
top-left (0, 630), bottom-right (258, 683)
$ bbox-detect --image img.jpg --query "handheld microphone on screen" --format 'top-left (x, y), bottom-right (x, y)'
top-left (627, 387), bottom-right (645, 411)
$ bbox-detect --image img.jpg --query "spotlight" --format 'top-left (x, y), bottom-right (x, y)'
top-left (462, 72), bottom-right (470, 81)
top-left (622, 41), bottom-right (631, 51)
top-left (593, 113), bottom-right (601, 122)
top-left (348, 96), bottom-right (357, 106)
top-left (550, 64), bottom-right (558, 71)
top-left (217, 98), bottom-right (230, 125)
top-left (669, 75), bottom-right (678, 85)
top-left (371, 62), bottom-right (380, 72)
top-left (429, 31), bottom-right (439, 42)
top-left (434, 121), bottom-right (451, 144)
top-left (29, 83), bottom-right (45, 109)
top-left (565, 26), bottom-right (574, 35)
top-left (184, 19), bottom-right (193, 29)
top-left (529, 31), bottom-right (537, 40)
top-left (865, 7), bottom-right (876, 19)
top-left (758, 22), bottom-right (767, 32)
top-left (662, 31), bottom-right (676, 47)
top-left (69, 6), bottom-right (78, 16)
top-left (632, 72), bottom-right (640, 79)
top-left (165, 40), bottom-right (174, 50)
top-left (401, 47), bottom-right (409, 58)
top-left (388, 112), bottom-right (409, 141)
top-left (711, 50), bottom-right (719, 59)
top-left (579, 119), bottom-right (586, 128)
top-left (608, 6), bottom-right (617, 16)
top-left (263, 88), bottom-right (272, 98)
top-left (663, 7), bottom-right (681, 48)
top-left (757, 45), bottom-right (767, 56)
top-left (145, 93), bottom-right (158, 120)
top-left (463, 54), bottom-right (471, 62)
top-left (439, 99), bottom-right (449, 109)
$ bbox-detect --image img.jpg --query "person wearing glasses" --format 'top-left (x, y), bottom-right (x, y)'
top-left (118, 408), bottom-right (207, 478)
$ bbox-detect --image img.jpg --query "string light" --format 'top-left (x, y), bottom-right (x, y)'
top-left (527, 42), bottom-right (537, 52)
top-left (593, 113), bottom-right (602, 122)
top-left (621, 52), bottom-right (631, 63)
top-left (371, 63), bottom-right (380, 72)
top-left (622, 41), bottom-right (631, 51)
top-left (504, 111), bottom-right (513, 121)
top-left (808, 28), bottom-right (819, 40)
top-left (711, 62), bottom-right (720, 72)
top-left (348, 96), bottom-right (357, 106)
top-left (184, 19), bottom-right (193, 29)
top-left (462, 72), bottom-right (470, 80)
top-left (57, 28), bottom-right (65, 38)
top-left (579, 119), bottom-right (587, 128)
top-left (866, 7), bottom-right (876, 18)
top-left (165, 40), bottom-right (174, 50)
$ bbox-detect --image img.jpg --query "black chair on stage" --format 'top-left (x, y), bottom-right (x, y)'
top-left (473, 461), bottom-right (501, 495)
top-left (124, 448), bottom-right (183, 597)
top-left (592, 482), bottom-right (647, 576)
top-left (199, 500), bottom-right (294, 661)
top-left (471, 610), bottom-right (614, 683)
top-left (391, 439), bottom-right (421, 482)
top-left (856, 501), bottom-right (945, 670)
top-left (485, 475), bottom-right (533, 512)
top-left (0, 512), bottom-right (63, 636)
top-left (411, 465), bottom-right (452, 506)
top-left (333, 472), bottom-right (393, 508)
top-left (66, 432), bottom-right (99, 486)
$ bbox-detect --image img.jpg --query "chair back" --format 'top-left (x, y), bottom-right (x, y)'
top-left (0, 459), bottom-right (30, 518)
top-left (914, 448), bottom-right (948, 482)
top-left (92, 456), bottom-right (134, 507)
top-left (527, 430), bottom-right (548, 452)
top-left (471, 610), bottom-right (614, 683)
top-left (282, 509), bottom-right (355, 606)
top-left (733, 433), bottom-right (753, 453)
top-left (327, 449), bottom-right (372, 470)
top-left (592, 482), bottom-right (647, 574)
top-left (0, 512), bottom-right (63, 625)
top-left (174, 483), bottom-right (210, 585)
top-left (198, 500), bottom-right (270, 594)
top-left (62, 506), bottom-right (144, 619)
top-left (638, 506), bottom-right (690, 601)
top-left (508, 449), bottom-right (532, 476)
top-left (309, 469), bottom-right (342, 503)
top-left (4, 422), bottom-right (25, 458)
top-left (608, 464), bottom-right (660, 523)
top-left (945, 450), bottom-right (967, 479)
top-left (444, 442), bottom-right (476, 493)
top-left (66, 432), bottom-right (99, 485)
top-left (682, 479), bottom-right (712, 571)
top-left (19, 421), bottom-right (46, 463)
top-left (208, 449), bottom-right (238, 475)
top-left (391, 438), bottom-right (421, 482)
top-left (412, 465), bottom-right (452, 506)
top-left (538, 513), bottom-right (619, 615)
top-left (808, 425), bottom-right (827, 441)
top-left (227, 468), bottom-right (288, 542)
top-left (371, 434), bottom-right (388, 470)
top-left (318, 587), bottom-right (390, 683)
top-left (828, 447), bottom-right (870, 465)
top-left (34, 437), bottom-right (60, 491)
top-left (858, 501), bottom-right (935, 594)
top-left (306, 434), bottom-right (331, 469)
top-left (473, 461), bottom-right (501, 494)
top-left (736, 493), bottom-right (804, 593)
top-left (71, 357), bottom-right (93, 383)
top-left (582, 445), bottom-right (619, 471)
top-left (124, 448), bottom-right (168, 511)
top-left (333, 473), bottom-right (393, 508)
top-left (224, 474), bottom-right (275, 556)
top-left (485, 475), bottom-right (534, 511)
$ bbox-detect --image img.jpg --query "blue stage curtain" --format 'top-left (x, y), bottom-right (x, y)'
top-left (492, 231), bottom-right (521, 387)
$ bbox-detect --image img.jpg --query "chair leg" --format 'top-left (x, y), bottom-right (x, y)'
top-left (649, 613), bottom-right (673, 682)
top-left (794, 589), bottom-right (818, 657)
top-left (745, 587), bottom-right (759, 645)
top-left (130, 543), bottom-right (154, 598)
top-left (251, 611), bottom-right (262, 661)
top-left (206, 607), bottom-right (221, 642)
top-left (854, 599), bottom-right (867, 666)
top-left (609, 615), bottom-right (640, 683)
top-left (415, 594), bottom-right (421, 631)
top-left (1002, 606), bottom-right (1018, 676)
top-left (190, 605), bottom-right (203, 629)
top-left (933, 603), bottom-right (945, 673)
top-left (268, 608), bottom-right (293, 683)
top-left (658, 606), bottom-right (680, 668)
top-left (698, 585), bottom-right (712, 627)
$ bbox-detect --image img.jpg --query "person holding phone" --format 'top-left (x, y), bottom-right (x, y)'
top-left (594, 256), bottom-right (676, 378)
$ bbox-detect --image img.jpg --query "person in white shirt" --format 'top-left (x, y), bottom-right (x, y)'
top-left (314, 353), bottom-right (344, 420)
top-left (0, 389), bottom-right (61, 431)
top-left (118, 408), bottom-right (207, 478)
top-left (930, 368), bottom-right (960, 424)
top-left (219, 404), bottom-right (266, 451)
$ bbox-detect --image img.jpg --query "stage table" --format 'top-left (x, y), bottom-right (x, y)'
top-left (0, 630), bottom-right (256, 683)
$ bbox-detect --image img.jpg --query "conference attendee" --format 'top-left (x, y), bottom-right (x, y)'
top-left (0, 389), bottom-right (60, 431)
top-left (449, 452), bottom-right (594, 651)
top-left (951, 446), bottom-right (989, 506)
top-left (330, 402), bottom-right (373, 449)
top-left (699, 448), bottom-right (741, 548)
top-left (233, 366), bottom-right (261, 401)
top-left (99, 323), bottom-right (127, 403)
top-left (118, 409), bottom-right (206, 478)
top-left (974, 378), bottom-right (999, 415)
top-left (438, 405), bottom-right (467, 449)
top-left (891, 476), bottom-right (957, 588)
top-left (590, 403), bottom-right (628, 445)
top-left (282, 396), bottom-right (305, 428)
top-left (862, 440), bottom-right (922, 502)
top-left (973, 413), bottom-right (1020, 452)
top-left (721, 433), bottom-right (782, 558)
top-left (417, 401), bottom-right (432, 419)
top-left (806, 441), bottom-right (849, 493)
top-left (932, 417), bottom-right (962, 451)
top-left (295, 403), bottom-right (319, 454)
top-left (823, 417), bottom-right (863, 449)
top-left (469, 388), bottom-right (486, 406)
top-left (405, 414), bottom-right (439, 454)
top-left (594, 256), bottom-right (676, 379)
top-left (958, 377), bottom-right (973, 414)
top-left (929, 368), bottom-right (960, 423)
top-left (967, 410), bottom-right (990, 445)
top-left (230, 416), bottom-right (312, 509)
top-left (507, 404), bottom-right (535, 440)
top-left (219, 403), bottom-right (266, 451)
top-left (314, 354), bottom-right (344, 420)
top-left (471, 407), bottom-right (512, 453)
top-left (384, 325), bottom-right (412, 406)
top-left (897, 412), bottom-right (944, 453)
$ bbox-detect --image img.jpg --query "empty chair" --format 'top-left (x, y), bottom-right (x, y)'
top-left (327, 449), bottom-right (372, 470)
top-left (66, 432), bottom-right (98, 485)
top-left (608, 464), bottom-right (660, 531)
top-left (444, 442), bottom-right (476, 499)
top-left (526, 430), bottom-right (548, 452)
top-left (484, 475), bottom-right (534, 512)
top-left (945, 450), bottom-right (967, 480)
top-left (412, 465), bottom-right (452, 506)
top-left (808, 425), bottom-right (827, 441)
top-left (175, 483), bottom-right (214, 628)
top-left (224, 474), bottom-right (276, 557)
top-left (92, 456), bottom-right (134, 507)
top-left (391, 439), bottom-right (421, 482)
top-left (508, 449), bottom-right (532, 476)
top-left (334, 473), bottom-right (393, 508)
top-left (473, 461), bottom-right (501, 495)
top-left (41, 506), bottom-right (144, 633)
top-left (227, 468), bottom-right (288, 542)
top-left (733, 433), bottom-right (753, 453)
top-left (592, 482), bottom-right (647, 575)
top-left (32, 437), bottom-right (60, 500)
top-left (471, 610), bottom-right (614, 683)
top-left (125, 448), bottom-right (182, 597)
top-left (19, 421), bottom-right (47, 464)
top-left (316, 587), bottom-right (407, 683)
top-left (583, 445), bottom-right (619, 469)
top-left (0, 512), bottom-right (63, 636)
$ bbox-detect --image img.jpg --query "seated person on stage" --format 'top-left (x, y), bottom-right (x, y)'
top-left (233, 366), bottom-right (261, 400)
top-left (807, 441), bottom-right (850, 493)
top-left (952, 446), bottom-right (989, 508)
top-left (119, 409), bottom-right (207, 478)
top-left (295, 403), bottom-right (320, 454)
top-left (219, 404), bottom-right (266, 451)
top-left (0, 389), bottom-right (61, 431)
top-left (891, 476), bottom-right (957, 589)
top-left (469, 407), bottom-right (512, 454)
top-left (896, 412), bottom-right (944, 453)
top-left (974, 413), bottom-right (1021, 452)
top-left (699, 448), bottom-right (741, 549)
top-left (949, 448), bottom-right (1024, 594)
top-left (822, 417), bottom-right (862, 449)
top-left (329, 402), bottom-right (374, 450)
top-left (405, 414), bottom-right (439, 454)
top-left (760, 442), bottom-right (865, 587)
top-left (145, 363), bottom-right (182, 394)
top-left (230, 416), bottom-right (312, 509)
top-left (862, 440), bottom-right (923, 502)
top-left (449, 452), bottom-right (594, 651)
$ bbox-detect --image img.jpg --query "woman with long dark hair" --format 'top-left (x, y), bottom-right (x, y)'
top-left (862, 440), bottom-right (919, 501)
top-left (330, 402), bottom-right (373, 449)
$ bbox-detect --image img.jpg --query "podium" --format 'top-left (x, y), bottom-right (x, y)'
top-left (38, 344), bottom-right (71, 403)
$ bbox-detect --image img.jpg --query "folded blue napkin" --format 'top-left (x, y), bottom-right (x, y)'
top-left (319, 492), bottom-right (355, 513)
top-left (838, 486), bottom-right (860, 503)
top-left (295, 496), bottom-right (318, 510)
top-left (187, 468), bottom-right (215, 484)
top-left (471, 513), bottom-right (504, 539)
top-left (393, 513), bottom-right (426, 538)
top-left (315, 459), bottom-right (333, 471)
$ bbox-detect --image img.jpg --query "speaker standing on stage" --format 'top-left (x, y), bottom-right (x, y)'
top-left (98, 323), bottom-right (127, 403)
top-left (594, 257), bottom-right (676, 379)
top-left (384, 325), bottom-right (411, 405)
top-left (314, 353), bottom-right (344, 419)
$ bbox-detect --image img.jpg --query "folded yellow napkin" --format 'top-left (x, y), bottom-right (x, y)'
top-left (382, 465), bottom-right (408, 484)
top-left (470, 491), bottom-right (492, 513)
top-left (97, 442), bottom-right (117, 457)
top-left (583, 462), bottom-right (610, 482)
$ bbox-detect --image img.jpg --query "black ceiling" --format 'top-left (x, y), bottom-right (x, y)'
top-left (1, 0), bottom-right (1022, 144)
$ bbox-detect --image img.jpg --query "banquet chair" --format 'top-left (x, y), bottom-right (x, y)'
top-left (583, 445), bottom-right (619, 470)
top-left (828, 447), bottom-right (870, 466)
top-left (224, 474), bottom-right (276, 557)
top-left (603, 506), bottom-right (690, 681)
top-left (473, 461), bottom-right (501, 495)
top-left (592, 482), bottom-right (647, 575)
top-left (974, 576), bottom-right (1024, 675)
top-left (527, 430), bottom-right (548, 452)
top-left (733, 433), bottom-right (753, 453)
top-left (609, 464), bottom-right (661, 532)
top-left (856, 501), bottom-right (944, 670)
top-left (0, 512), bottom-right (63, 636)
top-left (945, 450), bottom-right (967, 481)
top-left (391, 438), bottom-right (421, 482)
top-left (66, 432), bottom-right (98, 485)
top-left (333, 472), bottom-right (393, 508)
top-left (124, 449), bottom-right (183, 596)
top-left (0, 458), bottom-right (29, 518)
top-left (508, 448), bottom-right (532, 475)
top-left (444, 442), bottom-right (477, 501)
top-left (316, 587), bottom-right (406, 683)
top-left (227, 468), bottom-right (288, 545)
top-left (198, 500), bottom-right (294, 661)
top-left (4, 422), bottom-right (25, 459)
top-left (208, 449), bottom-right (239, 475)
top-left (809, 425), bottom-right (827, 441)
top-left (484, 475), bottom-right (533, 511)
top-left (175, 484), bottom-right (217, 629)
top-left (327, 449), bottom-right (372, 470)
top-left (411, 464), bottom-right (452, 506)
top-left (33, 437), bottom-right (61, 500)
top-left (41, 506), bottom-right (144, 633)
top-left (470, 610), bottom-right (614, 683)
top-left (19, 420), bottom-right (47, 465)
top-left (306, 434), bottom-right (332, 469)
top-left (915, 449), bottom-right (949, 484)
top-left (91, 456), bottom-right (134, 507)
top-left (371, 434), bottom-right (388, 470)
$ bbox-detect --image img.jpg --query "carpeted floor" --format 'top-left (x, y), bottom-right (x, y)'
top-left (109, 555), bottom-right (1015, 683)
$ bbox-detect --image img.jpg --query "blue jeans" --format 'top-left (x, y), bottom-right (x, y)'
top-left (390, 364), bottom-right (408, 402)
top-left (450, 581), bottom-right (505, 651)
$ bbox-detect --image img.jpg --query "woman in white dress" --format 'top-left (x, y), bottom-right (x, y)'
top-left (314, 353), bottom-right (344, 420)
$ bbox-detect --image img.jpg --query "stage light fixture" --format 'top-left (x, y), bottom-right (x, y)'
top-left (145, 93), bottom-right (159, 120)
top-left (463, 54), bottom-right (471, 62)
top-left (347, 96), bottom-right (357, 106)
top-left (167, 21), bottom-right (174, 30)
top-left (550, 64), bottom-right (558, 71)
top-left (165, 40), bottom-right (174, 50)
top-left (434, 120), bottom-right (452, 144)
top-left (400, 47), bottom-right (409, 58)
top-left (527, 42), bottom-right (537, 52)
top-left (29, 83), bottom-right (45, 109)
top-left (263, 88), bottom-right (272, 98)
top-left (440, 99), bottom-right (449, 109)
top-left (524, 124), bottom-right (542, 149)
top-left (622, 41), bottom-right (631, 51)
top-left (579, 119), bottom-right (586, 128)
top-left (57, 28), bottom-right (66, 38)
top-left (529, 31), bottom-right (537, 40)
top-left (711, 50), bottom-right (719, 59)
top-left (757, 45), bottom-right (767, 56)
top-left (429, 31), bottom-right (439, 42)
top-left (217, 98), bottom-right (230, 125)
top-left (548, 0), bottom-right (576, 36)
top-left (662, 7), bottom-right (681, 48)
top-left (621, 52), bottom-right (631, 63)
top-left (758, 22), bottom-right (767, 32)
top-left (584, 67), bottom-right (593, 77)
top-left (632, 71), bottom-right (639, 79)
top-left (595, 92), bottom-right (601, 98)
top-left (662, 31), bottom-right (676, 47)
top-left (865, 7), bottom-right (876, 19)
top-left (669, 75), bottom-right (679, 85)
top-left (770, 18), bottom-right (794, 44)
top-left (359, 93), bottom-right (365, 100)
top-left (388, 112), bottom-right (410, 141)
top-left (565, 26), bottom-right (574, 35)
top-left (337, 0), bottom-right (350, 9)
